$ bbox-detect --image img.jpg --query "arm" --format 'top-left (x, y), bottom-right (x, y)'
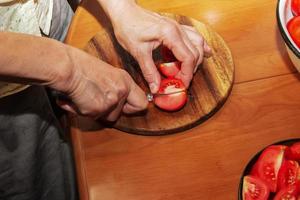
top-left (97, 0), bottom-right (212, 92)
top-left (0, 32), bottom-right (148, 120)
top-left (0, 0), bottom-right (14, 3)
top-left (0, 32), bottom-right (72, 88)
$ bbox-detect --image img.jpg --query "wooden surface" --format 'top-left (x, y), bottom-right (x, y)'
top-left (84, 14), bottom-right (234, 135)
top-left (65, 0), bottom-right (300, 199)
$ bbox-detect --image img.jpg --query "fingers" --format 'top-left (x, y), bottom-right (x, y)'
top-left (161, 23), bottom-right (212, 87)
top-left (182, 25), bottom-right (212, 58)
top-left (104, 80), bottom-right (148, 121)
top-left (103, 98), bottom-right (126, 122)
top-left (179, 26), bottom-right (201, 67)
top-left (181, 26), bottom-right (204, 67)
top-left (160, 22), bottom-right (195, 88)
top-left (135, 48), bottom-right (161, 93)
top-left (181, 25), bottom-right (212, 73)
top-left (123, 81), bottom-right (148, 114)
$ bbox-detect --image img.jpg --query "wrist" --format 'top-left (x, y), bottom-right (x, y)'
top-left (47, 44), bottom-right (77, 94)
top-left (97, 0), bottom-right (138, 25)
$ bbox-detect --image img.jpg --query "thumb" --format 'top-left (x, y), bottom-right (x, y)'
top-left (136, 50), bottom-right (161, 93)
top-left (123, 80), bottom-right (148, 114)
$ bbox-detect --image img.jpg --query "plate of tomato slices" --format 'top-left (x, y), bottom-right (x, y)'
top-left (239, 139), bottom-right (300, 200)
top-left (277, 0), bottom-right (300, 71)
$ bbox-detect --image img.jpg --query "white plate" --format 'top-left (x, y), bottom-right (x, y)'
top-left (277, 0), bottom-right (300, 71)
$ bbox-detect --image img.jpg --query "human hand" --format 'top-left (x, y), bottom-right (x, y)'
top-left (102, 1), bottom-right (212, 93)
top-left (51, 46), bottom-right (148, 121)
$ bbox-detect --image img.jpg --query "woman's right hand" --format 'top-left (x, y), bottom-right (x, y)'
top-left (51, 46), bottom-right (148, 121)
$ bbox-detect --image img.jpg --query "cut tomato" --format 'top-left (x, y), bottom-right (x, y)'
top-left (278, 160), bottom-right (299, 190)
top-left (274, 185), bottom-right (298, 200)
top-left (286, 142), bottom-right (300, 161)
top-left (287, 16), bottom-right (300, 49)
top-left (157, 61), bottom-right (181, 77)
top-left (161, 46), bottom-right (177, 62)
top-left (292, 0), bottom-right (300, 16)
top-left (154, 78), bottom-right (187, 111)
top-left (242, 175), bottom-right (270, 200)
top-left (250, 145), bottom-right (286, 192)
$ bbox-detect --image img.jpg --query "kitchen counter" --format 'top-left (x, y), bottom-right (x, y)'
top-left (65, 0), bottom-right (300, 199)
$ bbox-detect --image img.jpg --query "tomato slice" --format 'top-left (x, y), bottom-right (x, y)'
top-left (287, 16), bottom-right (300, 49)
top-left (154, 78), bottom-right (187, 111)
top-left (274, 185), bottom-right (298, 200)
top-left (278, 160), bottom-right (299, 190)
top-left (161, 46), bottom-right (177, 62)
top-left (242, 175), bottom-right (270, 200)
top-left (158, 61), bottom-right (181, 77)
top-left (250, 145), bottom-right (286, 192)
top-left (292, 0), bottom-right (300, 16)
top-left (286, 142), bottom-right (300, 161)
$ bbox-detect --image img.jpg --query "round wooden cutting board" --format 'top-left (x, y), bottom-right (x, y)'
top-left (84, 13), bottom-right (234, 135)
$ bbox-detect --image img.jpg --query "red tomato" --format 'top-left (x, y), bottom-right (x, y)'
top-left (251, 145), bottom-right (286, 192)
top-left (278, 160), bottom-right (299, 190)
top-left (158, 61), bottom-right (181, 77)
top-left (292, 0), bottom-right (300, 16)
top-left (274, 185), bottom-right (298, 200)
top-left (287, 16), bottom-right (300, 49)
top-left (161, 46), bottom-right (177, 62)
top-left (286, 142), bottom-right (300, 161)
top-left (242, 175), bottom-right (270, 200)
top-left (154, 78), bottom-right (187, 111)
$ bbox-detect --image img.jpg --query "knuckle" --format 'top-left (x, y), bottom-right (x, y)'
top-left (162, 22), bottom-right (178, 35)
top-left (118, 70), bottom-right (131, 95)
top-left (105, 91), bottom-right (119, 106)
top-left (87, 99), bottom-right (106, 117)
top-left (118, 69), bottom-right (131, 81)
top-left (197, 36), bottom-right (204, 45)
top-left (77, 94), bottom-right (105, 117)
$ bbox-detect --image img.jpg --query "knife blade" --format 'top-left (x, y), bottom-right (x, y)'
top-left (146, 90), bottom-right (187, 102)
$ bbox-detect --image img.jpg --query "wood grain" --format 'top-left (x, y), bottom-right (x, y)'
top-left (71, 73), bottom-right (300, 200)
top-left (64, 0), bottom-right (300, 199)
top-left (84, 14), bottom-right (234, 135)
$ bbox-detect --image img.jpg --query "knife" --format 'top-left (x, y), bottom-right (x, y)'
top-left (146, 90), bottom-right (187, 102)
top-left (51, 90), bottom-right (189, 103)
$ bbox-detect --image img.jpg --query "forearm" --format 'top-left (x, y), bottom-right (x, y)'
top-left (0, 32), bottom-right (73, 90)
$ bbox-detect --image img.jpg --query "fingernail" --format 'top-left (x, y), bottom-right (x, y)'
top-left (150, 83), bottom-right (158, 93)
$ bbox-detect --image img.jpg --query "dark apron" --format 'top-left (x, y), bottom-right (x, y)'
top-left (0, 86), bottom-right (77, 200)
top-left (0, 1), bottom-right (77, 199)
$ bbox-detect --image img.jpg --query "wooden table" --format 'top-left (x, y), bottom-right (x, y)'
top-left (65, 0), bottom-right (300, 199)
